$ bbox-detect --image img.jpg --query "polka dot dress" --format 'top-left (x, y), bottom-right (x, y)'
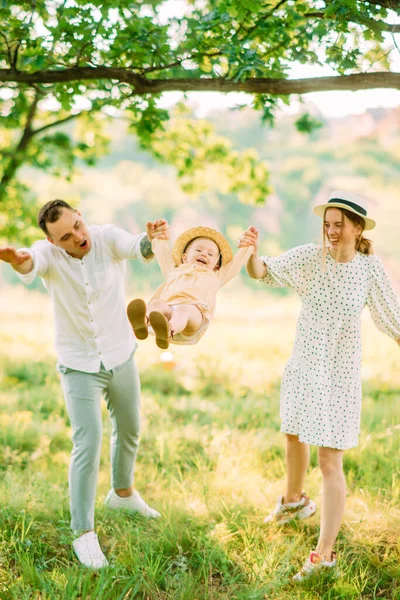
top-left (261, 244), bottom-right (400, 449)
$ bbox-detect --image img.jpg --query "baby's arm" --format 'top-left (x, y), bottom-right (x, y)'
top-left (152, 237), bottom-right (176, 277)
top-left (218, 243), bottom-right (254, 287)
top-left (238, 226), bottom-right (268, 279)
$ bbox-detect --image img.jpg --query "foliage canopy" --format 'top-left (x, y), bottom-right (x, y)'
top-left (1, 0), bottom-right (399, 242)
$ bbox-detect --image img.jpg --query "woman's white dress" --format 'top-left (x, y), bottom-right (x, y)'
top-left (261, 244), bottom-right (400, 449)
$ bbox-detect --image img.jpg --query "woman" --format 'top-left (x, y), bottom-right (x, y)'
top-left (241, 191), bottom-right (400, 581)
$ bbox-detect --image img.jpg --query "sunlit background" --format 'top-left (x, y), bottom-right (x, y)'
top-left (1, 1), bottom-right (400, 597)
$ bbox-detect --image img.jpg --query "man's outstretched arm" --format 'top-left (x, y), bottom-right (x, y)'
top-left (0, 247), bottom-right (33, 274)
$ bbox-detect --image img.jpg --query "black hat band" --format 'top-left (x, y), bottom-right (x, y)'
top-left (328, 198), bottom-right (367, 216)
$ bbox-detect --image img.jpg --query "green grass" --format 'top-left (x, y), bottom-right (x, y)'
top-left (1, 288), bottom-right (400, 598)
top-left (0, 356), bottom-right (400, 599)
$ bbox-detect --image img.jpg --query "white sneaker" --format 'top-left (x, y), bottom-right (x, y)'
top-left (72, 531), bottom-right (109, 569)
top-left (293, 551), bottom-right (337, 582)
top-left (104, 489), bottom-right (161, 518)
top-left (264, 492), bottom-right (316, 524)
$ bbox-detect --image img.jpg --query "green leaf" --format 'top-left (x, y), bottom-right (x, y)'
top-left (295, 113), bottom-right (324, 134)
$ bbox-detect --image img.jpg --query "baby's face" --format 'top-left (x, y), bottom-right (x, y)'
top-left (182, 237), bottom-right (220, 270)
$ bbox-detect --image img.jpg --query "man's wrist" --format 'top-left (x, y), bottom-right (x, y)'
top-left (140, 235), bottom-right (154, 259)
top-left (12, 262), bottom-right (33, 275)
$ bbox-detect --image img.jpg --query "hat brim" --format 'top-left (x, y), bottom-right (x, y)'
top-left (313, 203), bottom-right (376, 230)
top-left (172, 227), bottom-right (233, 266)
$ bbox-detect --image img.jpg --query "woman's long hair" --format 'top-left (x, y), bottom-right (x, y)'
top-left (322, 207), bottom-right (374, 267)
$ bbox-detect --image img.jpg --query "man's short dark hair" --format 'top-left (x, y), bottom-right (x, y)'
top-left (38, 199), bottom-right (76, 236)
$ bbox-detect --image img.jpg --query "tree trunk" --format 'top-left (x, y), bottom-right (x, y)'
top-left (0, 93), bottom-right (39, 204)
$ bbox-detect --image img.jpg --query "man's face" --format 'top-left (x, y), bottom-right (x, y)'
top-left (46, 209), bottom-right (92, 258)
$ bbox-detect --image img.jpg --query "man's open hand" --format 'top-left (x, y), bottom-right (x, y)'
top-left (0, 247), bottom-right (31, 265)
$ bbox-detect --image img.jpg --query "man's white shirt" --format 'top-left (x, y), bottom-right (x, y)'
top-left (17, 225), bottom-right (150, 372)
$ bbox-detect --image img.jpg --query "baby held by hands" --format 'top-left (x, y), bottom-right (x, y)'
top-left (127, 224), bottom-right (257, 349)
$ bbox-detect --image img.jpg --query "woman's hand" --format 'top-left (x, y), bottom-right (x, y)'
top-left (238, 226), bottom-right (259, 257)
top-left (238, 227), bottom-right (268, 279)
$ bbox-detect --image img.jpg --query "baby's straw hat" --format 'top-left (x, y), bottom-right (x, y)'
top-left (313, 190), bottom-right (376, 230)
top-left (172, 226), bottom-right (233, 266)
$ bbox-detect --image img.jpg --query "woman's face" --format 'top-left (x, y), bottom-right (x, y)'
top-left (324, 208), bottom-right (362, 250)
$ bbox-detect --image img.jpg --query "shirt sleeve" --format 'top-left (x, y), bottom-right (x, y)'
top-left (102, 225), bottom-right (153, 263)
top-left (259, 244), bottom-right (318, 292)
top-left (152, 238), bottom-right (176, 277)
top-left (15, 240), bottom-right (50, 285)
top-left (217, 246), bottom-right (253, 287)
top-left (366, 256), bottom-right (400, 341)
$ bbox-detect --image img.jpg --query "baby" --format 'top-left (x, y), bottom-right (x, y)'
top-left (127, 225), bottom-right (255, 349)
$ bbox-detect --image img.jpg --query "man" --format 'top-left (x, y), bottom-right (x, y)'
top-left (0, 199), bottom-right (168, 568)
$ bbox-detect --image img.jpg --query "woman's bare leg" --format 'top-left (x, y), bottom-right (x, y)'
top-left (284, 434), bottom-right (310, 503)
top-left (315, 447), bottom-right (346, 561)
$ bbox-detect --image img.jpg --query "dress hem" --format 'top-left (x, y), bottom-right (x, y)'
top-left (280, 427), bottom-right (358, 450)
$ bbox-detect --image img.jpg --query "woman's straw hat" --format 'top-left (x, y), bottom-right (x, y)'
top-left (171, 226), bottom-right (233, 266)
top-left (313, 190), bottom-right (376, 230)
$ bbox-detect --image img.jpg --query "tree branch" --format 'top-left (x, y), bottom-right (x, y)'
top-left (265, 0), bottom-right (290, 18)
top-left (233, 8), bottom-right (252, 37)
top-left (142, 51), bottom-right (223, 74)
top-left (245, 0), bottom-right (290, 37)
top-left (12, 41), bottom-right (22, 70)
top-left (357, 0), bottom-right (400, 12)
top-left (1, 68), bottom-right (400, 94)
top-left (0, 103), bottom-right (97, 203)
top-left (304, 11), bottom-right (400, 33)
top-left (31, 112), bottom-right (83, 137)
top-left (0, 32), bottom-right (12, 67)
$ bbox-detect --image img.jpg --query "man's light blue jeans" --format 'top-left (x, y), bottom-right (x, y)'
top-left (58, 354), bottom-right (141, 531)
